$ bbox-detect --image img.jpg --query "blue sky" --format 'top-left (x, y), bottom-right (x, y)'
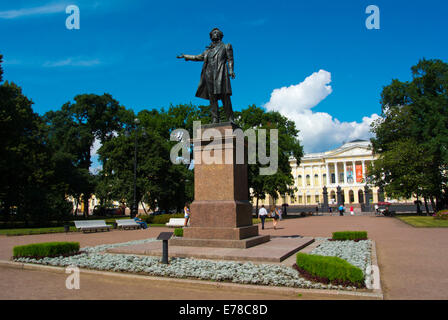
top-left (1, 0), bottom-right (447, 153)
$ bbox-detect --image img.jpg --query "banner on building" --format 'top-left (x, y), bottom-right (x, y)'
top-left (356, 165), bottom-right (363, 183)
top-left (347, 166), bottom-right (354, 183)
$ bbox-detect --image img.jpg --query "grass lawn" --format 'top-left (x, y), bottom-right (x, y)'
top-left (396, 216), bottom-right (448, 228)
top-left (0, 226), bottom-right (78, 236)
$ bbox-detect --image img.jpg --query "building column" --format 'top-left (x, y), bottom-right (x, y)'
top-left (343, 162), bottom-right (347, 185)
top-left (319, 166), bottom-right (323, 187)
top-left (326, 163), bottom-right (330, 186)
top-left (302, 166), bottom-right (306, 187)
top-left (362, 160), bottom-right (366, 182)
top-left (310, 166), bottom-right (314, 187)
top-left (352, 161), bottom-right (356, 185)
top-left (335, 162), bottom-right (339, 185)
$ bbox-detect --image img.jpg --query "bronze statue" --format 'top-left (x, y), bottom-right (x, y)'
top-left (177, 28), bottom-right (235, 123)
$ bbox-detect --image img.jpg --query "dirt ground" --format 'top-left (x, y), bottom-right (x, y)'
top-left (0, 216), bottom-right (447, 300)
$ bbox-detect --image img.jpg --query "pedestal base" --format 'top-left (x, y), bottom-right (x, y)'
top-left (169, 234), bottom-right (270, 249)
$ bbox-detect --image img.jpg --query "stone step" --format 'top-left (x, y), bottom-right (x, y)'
top-left (107, 236), bottom-right (315, 263)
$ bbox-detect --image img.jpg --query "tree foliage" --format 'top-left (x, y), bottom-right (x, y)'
top-left (44, 93), bottom-right (128, 216)
top-left (0, 80), bottom-right (72, 225)
top-left (0, 54), bottom-right (3, 82)
top-left (234, 105), bottom-right (304, 208)
top-left (369, 58), bottom-right (448, 211)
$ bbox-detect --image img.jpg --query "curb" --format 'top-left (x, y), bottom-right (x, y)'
top-left (369, 240), bottom-right (383, 298)
top-left (0, 259), bottom-right (383, 299)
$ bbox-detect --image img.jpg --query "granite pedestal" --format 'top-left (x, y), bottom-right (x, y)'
top-left (170, 122), bottom-right (269, 248)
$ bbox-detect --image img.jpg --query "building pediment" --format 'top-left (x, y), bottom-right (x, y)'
top-left (327, 146), bottom-right (372, 158)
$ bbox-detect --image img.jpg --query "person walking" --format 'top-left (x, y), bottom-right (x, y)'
top-left (270, 205), bottom-right (280, 230)
top-left (184, 203), bottom-right (191, 227)
top-left (258, 205), bottom-right (268, 230)
top-left (374, 203), bottom-right (379, 216)
top-left (278, 207), bottom-right (283, 220)
top-left (350, 205), bottom-right (354, 216)
top-left (338, 204), bottom-right (345, 216)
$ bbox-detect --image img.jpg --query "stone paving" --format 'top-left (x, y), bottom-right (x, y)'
top-left (0, 215), bottom-right (447, 299)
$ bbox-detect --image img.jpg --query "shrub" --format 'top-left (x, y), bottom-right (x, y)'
top-left (13, 242), bottom-right (80, 259)
top-left (295, 253), bottom-right (364, 287)
top-left (332, 231), bottom-right (368, 241)
top-left (434, 210), bottom-right (448, 220)
top-left (174, 228), bottom-right (184, 237)
top-left (143, 214), bottom-right (184, 224)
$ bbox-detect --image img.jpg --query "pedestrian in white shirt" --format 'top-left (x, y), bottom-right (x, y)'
top-left (258, 205), bottom-right (268, 230)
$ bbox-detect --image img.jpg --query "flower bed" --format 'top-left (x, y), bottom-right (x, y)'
top-left (434, 210), bottom-right (448, 220)
top-left (13, 238), bottom-right (373, 291)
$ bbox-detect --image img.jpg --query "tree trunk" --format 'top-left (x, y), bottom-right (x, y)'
top-left (74, 196), bottom-right (80, 217)
top-left (255, 197), bottom-right (259, 217)
top-left (424, 197), bottom-right (430, 215)
top-left (141, 201), bottom-right (148, 215)
top-left (416, 194), bottom-right (422, 215)
top-left (430, 197), bottom-right (436, 214)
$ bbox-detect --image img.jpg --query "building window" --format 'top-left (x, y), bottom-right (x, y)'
top-left (306, 175), bottom-right (311, 186)
top-left (315, 194), bottom-right (319, 203)
top-left (298, 196), bottom-right (303, 204)
top-left (314, 174), bottom-right (319, 186)
top-left (323, 174), bottom-right (327, 185)
top-left (331, 173), bottom-right (335, 184)
top-left (297, 175), bottom-right (302, 186)
top-left (349, 190), bottom-right (355, 203)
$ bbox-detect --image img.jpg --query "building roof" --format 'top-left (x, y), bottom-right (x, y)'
top-left (290, 140), bottom-right (372, 162)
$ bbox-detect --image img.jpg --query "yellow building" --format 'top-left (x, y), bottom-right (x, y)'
top-left (257, 139), bottom-right (412, 207)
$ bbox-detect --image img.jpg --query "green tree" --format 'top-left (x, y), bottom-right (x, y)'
top-left (0, 54), bottom-right (3, 82)
top-left (97, 107), bottom-right (194, 214)
top-left (234, 105), bottom-right (304, 212)
top-left (370, 59), bottom-right (448, 212)
top-left (45, 93), bottom-right (128, 217)
top-left (0, 75), bottom-right (71, 225)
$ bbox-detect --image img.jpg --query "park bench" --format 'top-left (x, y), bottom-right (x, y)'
top-left (116, 219), bottom-right (141, 230)
top-left (165, 218), bottom-right (186, 227)
top-left (74, 220), bottom-right (111, 233)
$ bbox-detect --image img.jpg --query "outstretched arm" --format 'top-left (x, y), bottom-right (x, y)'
top-left (177, 51), bottom-right (205, 61)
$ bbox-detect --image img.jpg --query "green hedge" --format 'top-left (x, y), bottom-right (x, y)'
top-left (332, 231), bottom-right (368, 241)
top-left (143, 214), bottom-right (184, 224)
top-left (13, 242), bottom-right (80, 258)
top-left (174, 228), bottom-right (184, 237)
top-left (296, 253), bottom-right (364, 286)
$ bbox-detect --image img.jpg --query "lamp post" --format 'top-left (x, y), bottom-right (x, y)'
top-left (125, 118), bottom-right (141, 218)
top-left (132, 118), bottom-right (140, 218)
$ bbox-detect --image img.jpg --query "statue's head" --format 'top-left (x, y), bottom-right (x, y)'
top-left (209, 28), bottom-right (223, 41)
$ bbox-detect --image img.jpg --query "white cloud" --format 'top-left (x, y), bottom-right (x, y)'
top-left (90, 138), bottom-right (102, 174)
top-left (263, 70), bottom-right (380, 153)
top-left (0, 3), bottom-right (67, 19)
top-left (43, 58), bottom-right (101, 68)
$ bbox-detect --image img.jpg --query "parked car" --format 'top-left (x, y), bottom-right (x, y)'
top-left (93, 205), bottom-right (125, 216)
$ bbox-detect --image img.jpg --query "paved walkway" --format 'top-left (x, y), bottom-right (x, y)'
top-left (0, 216), bottom-right (447, 299)
top-left (259, 216), bottom-right (448, 299)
